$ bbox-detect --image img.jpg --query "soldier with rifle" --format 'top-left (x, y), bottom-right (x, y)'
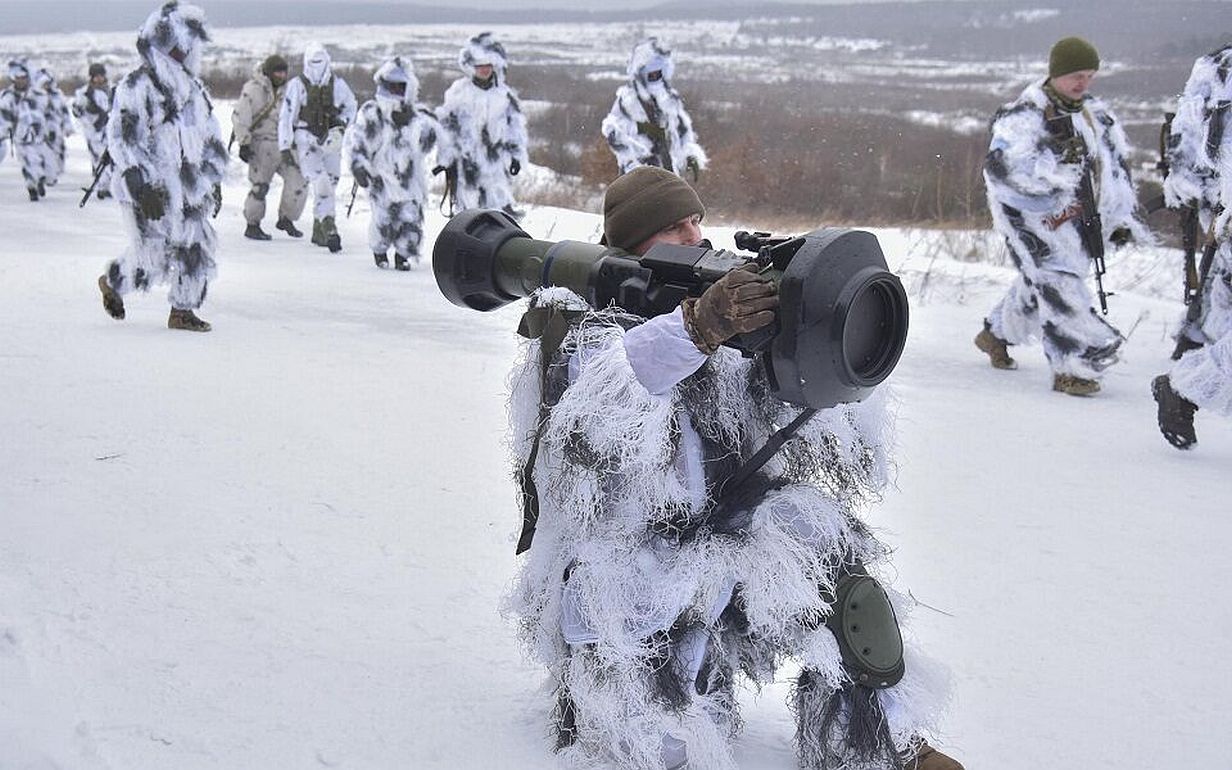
top-left (1152, 43), bottom-right (1232, 449)
top-left (71, 63), bottom-right (114, 201)
top-left (975, 37), bottom-right (1148, 396)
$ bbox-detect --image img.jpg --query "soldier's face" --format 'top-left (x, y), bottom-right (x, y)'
top-left (474, 64), bottom-right (494, 81)
top-left (13, 75), bottom-right (28, 91)
top-left (1051, 69), bottom-right (1096, 100)
top-left (270, 69), bottom-right (287, 87)
top-left (90, 75), bottom-right (107, 87)
top-left (633, 213), bottom-right (703, 256)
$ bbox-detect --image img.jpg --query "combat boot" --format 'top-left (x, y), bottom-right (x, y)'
top-left (1052, 373), bottom-right (1100, 396)
top-left (974, 325), bottom-right (1017, 369)
top-left (244, 223), bottom-right (272, 241)
top-left (394, 253), bottom-right (411, 271)
top-left (168, 308), bottom-right (211, 332)
top-left (321, 215), bottom-right (342, 253)
top-left (905, 741), bottom-right (964, 770)
top-left (276, 217), bottom-right (303, 238)
top-left (374, 251), bottom-right (389, 269)
top-left (1152, 374), bottom-right (1198, 449)
top-left (311, 218), bottom-right (328, 247)
top-left (97, 275), bottom-right (125, 320)
top-left (27, 188), bottom-right (38, 202)
top-left (36, 179), bottom-right (46, 198)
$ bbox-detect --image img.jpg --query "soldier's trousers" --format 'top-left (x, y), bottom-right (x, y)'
top-left (14, 141), bottom-right (50, 193)
top-left (244, 139), bottom-right (307, 226)
top-left (368, 192), bottom-right (426, 258)
top-left (293, 129), bottom-right (340, 219)
top-left (1171, 252), bottom-right (1232, 415)
top-left (986, 268), bottom-right (1122, 379)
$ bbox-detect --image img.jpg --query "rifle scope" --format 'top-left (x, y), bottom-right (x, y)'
top-left (432, 209), bottom-right (908, 410)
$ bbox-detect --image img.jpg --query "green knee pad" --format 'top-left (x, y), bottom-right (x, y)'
top-left (824, 566), bottom-right (905, 688)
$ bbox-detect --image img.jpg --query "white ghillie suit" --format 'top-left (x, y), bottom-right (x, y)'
top-left (102, 1), bottom-right (227, 311)
top-left (349, 57), bottom-right (441, 261)
top-left (71, 76), bottom-right (114, 193)
top-left (0, 58), bottom-right (53, 197)
top-left (602, 38), bottom-right (707, 178)
top-left (233, 60), bottom-right (307, 228)
top-left (506, 292), bottom-right (948, 770)
top-left (982, 81), bottom-right (1149, 380)
top-left (1169, 136), bottom-right (1232, 417)
top-left (34, 68), bottom-right (71, 186)
top-left (1164, 44), bottom-right (1232, 347)
top-left (278, 43), bottom-right (357, 221)
top-left (435, 32), bottom-right (528, 214)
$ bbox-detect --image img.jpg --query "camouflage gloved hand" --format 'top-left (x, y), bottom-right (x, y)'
top-left (280, 148), bottom-right (297, 168)
top-left (353, 166), bottom-right (370, 189)
top-left (509, 158), bottom-right (521, 176)
top-left (1109, 227), bottom-right (1133, 247)
top-left (686, 156), bottom-right (700, 183)
top-left (212, 184), bottom-right (222, 218)
top-left (238, 143), bottom-right (253, 163)
top-left (680, 266), bottom-right (779, 354)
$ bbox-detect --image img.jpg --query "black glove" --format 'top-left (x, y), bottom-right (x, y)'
top-left (509, 158), bottom-right (521, 176)
top-left (212, 183), bottom-right (222, 218)
top-left (353, 167), bottom-right (370, 188)
top-left (680, 266), bottom-right (778, 354)
top-left (125, 167), bottom-right (165, 220)
top-left (686, 156), bottom-right (700, 183)
top-left (238, 143), bottom-right (253, 163)
top-left (1109, 227), bottom-right (1133, 247)
top-left (280, 148), bottom-right (297, 168)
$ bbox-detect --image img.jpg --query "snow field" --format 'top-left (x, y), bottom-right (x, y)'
top-left (0, 104), bottom-right (1229, 770)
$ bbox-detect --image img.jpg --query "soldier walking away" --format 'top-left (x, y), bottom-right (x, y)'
top-left (602, 38), bottom-right (706, 180)
top-left (434, 32), bottom-right (528, 218)
top-left (976, 37), bottom-right (1149, 396)
top-left (0, 58), bottom-right (53, 201)
top-left (72, 63), bottom-right (114, 200)
top-left (234, 54), bottom-right (307, 240)
top-left (95, 0), bottom-right (228, 333)
top-left (1153, 43), bottom-right (1232, 449)
top-left (34, 67), bottom-right (72, 188)
top-left (278, 42), bottom-right (356, 253)
top-left (349, 56), bottom-right (441, 271)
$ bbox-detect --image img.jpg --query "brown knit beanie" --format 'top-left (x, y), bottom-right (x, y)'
top-left (1049, 37), bottom-right (1100, 78)
top-left (602, 166), bottom-right (705, 251)
top-left (261, 54), bottom-right (289, 78)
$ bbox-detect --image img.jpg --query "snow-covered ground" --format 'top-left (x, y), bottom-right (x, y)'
top-left (1, 119), bottom-right (1230, 770)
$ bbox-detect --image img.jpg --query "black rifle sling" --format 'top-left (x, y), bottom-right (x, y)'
top-left (514, 305), bottom-right (583, 555)
top-left (1206, 101), bottom-right (1230, 163)
top-left (718, 408), bottom-right (818, 502)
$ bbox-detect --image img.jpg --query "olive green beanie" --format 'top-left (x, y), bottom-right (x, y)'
top-left (1049, 37), bottom-right (1100, 78)
top-left (603, 166), bottom-right (705, 251)
top-left (261, 54), bottom-right (289, 78)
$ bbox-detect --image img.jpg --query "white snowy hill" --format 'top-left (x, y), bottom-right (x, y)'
top-left (1, 109), bottom-right (1229, 770)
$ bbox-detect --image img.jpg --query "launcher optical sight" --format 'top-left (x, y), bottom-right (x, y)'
top-left (432, 209), bottom-right (909, 410)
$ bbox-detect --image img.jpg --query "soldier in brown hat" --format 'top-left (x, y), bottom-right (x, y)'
top-left (233, 54), bottom-right (307, 240)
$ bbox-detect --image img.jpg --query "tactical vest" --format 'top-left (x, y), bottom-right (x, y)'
top-left (299, 74), bottom-right (339, 141)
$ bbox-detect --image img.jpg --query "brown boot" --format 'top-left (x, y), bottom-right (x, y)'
top-left (1053, 373), bottom-right (1100, 396)
top-left (908, 741), bottom-right (964, 770)
top-left (974, 326), bottom-right (1016, 369)
top-left (97, 275), bottom-right (125, 320)
top-left (168, 308), bottom-right (212, 332)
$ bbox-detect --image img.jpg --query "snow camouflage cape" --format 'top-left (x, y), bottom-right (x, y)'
top-left (33, 68), bottom-right (71, 186)
top-left (71, 76), bottom-right (114, 191)
top-left (1170, 138), bottom-right (1232, 417)
top-left (102, 1), bottom-right (227, 310)
top-left (0, 58), bottom-right (54, 195)
top-left (983, 80), bottom-right (1149, 380)
top-left (278, 43), bottom-right (357, 220)
top-left (602, 38), bottom-right (707, 177)
top-left (1164, 45), bottom-right (1232, 348)
top-left (505, 289), bottom-right (948, 770)
top-left (349, 56), bottom-right (441, 258)
top-left (435, 32), bottom-right (528, 213)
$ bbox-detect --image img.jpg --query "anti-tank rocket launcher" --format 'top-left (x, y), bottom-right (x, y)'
top-left (432, 209), bottom-right (909, 411)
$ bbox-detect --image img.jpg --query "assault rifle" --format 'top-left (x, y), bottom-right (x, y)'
top-left (79, 149), bottom-right (113, 207)
top-left (1046, 109), bottom-right (1112, 313)
top-left (1147, 111), bottom-right (1204, 308)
